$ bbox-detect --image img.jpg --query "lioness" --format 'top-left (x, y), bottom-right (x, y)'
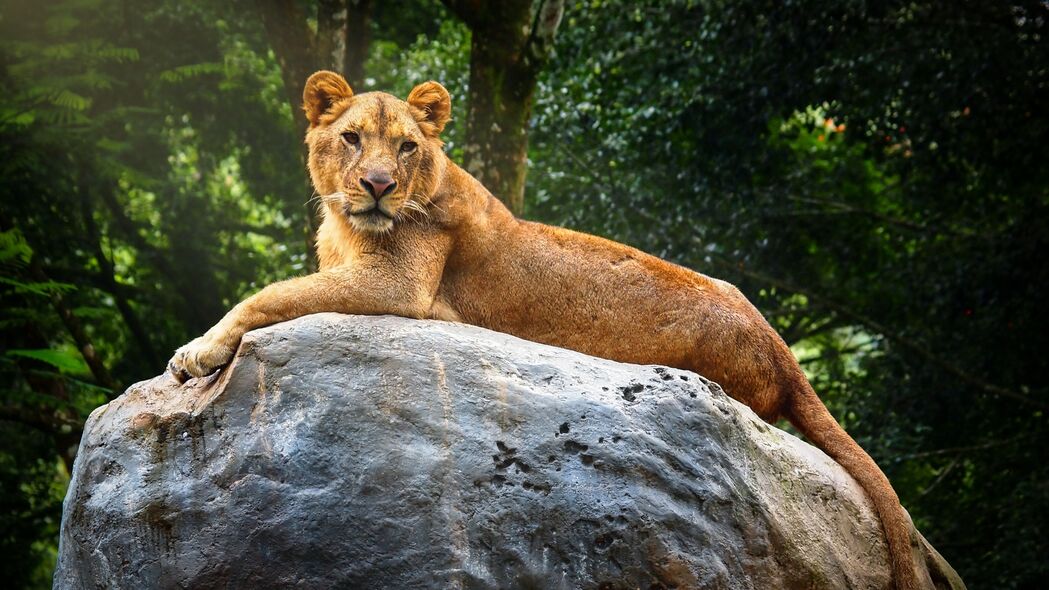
top-left (168, 71), bottom-right (924, 589)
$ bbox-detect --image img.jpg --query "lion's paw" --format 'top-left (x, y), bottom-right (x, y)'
top-left (167, 336), bottom-right (234, 383)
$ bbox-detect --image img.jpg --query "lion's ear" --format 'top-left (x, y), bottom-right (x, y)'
top-left (303, 71), bottom-right (353, 128)
top-left (407, 81), bottom-right (451, 137)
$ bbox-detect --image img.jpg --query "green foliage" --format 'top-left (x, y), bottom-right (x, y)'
top-left (0, 0), bottom-right (307, 584)
top-left (4, 349), bottom-right (89, 376)
top-left (0, 427), bottom-right (67, 590)
top-left (365, 16), bottom-right (471, 159)
top-left (1, 0), bottom-right (1045, 587)
top-left (529, 1), bottom-right (1048, 586)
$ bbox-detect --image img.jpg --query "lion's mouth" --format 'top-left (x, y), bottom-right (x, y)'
top-left (346, 205), bottom-right (395, 221)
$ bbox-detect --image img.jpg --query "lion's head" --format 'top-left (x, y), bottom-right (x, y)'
top-left (303, 71), bottom-right (451, 233)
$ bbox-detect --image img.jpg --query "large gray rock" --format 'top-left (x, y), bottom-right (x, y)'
top-left (54, 313), bottom-right (962, 589)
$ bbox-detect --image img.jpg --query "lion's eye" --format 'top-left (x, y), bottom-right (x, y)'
top-left (400, 141), bottom-right (417, 153)
top-left (341, 131), bottom-right (360, 146)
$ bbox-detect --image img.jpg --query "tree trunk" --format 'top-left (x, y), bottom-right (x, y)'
top-left (258, 0), bottom-right (374, 269)
top-left (259, 0), bottom-right (318, 132)
top-left (262, 0), bottom-right (374, 131)
top-left (442, 0), bottom-right (564, 216)
top-left (317, 0), bottom-right (348, 73)
top-left (344, 0), bottom-right (373, 89)
top-left (461, 34), bottom-right (535, 215)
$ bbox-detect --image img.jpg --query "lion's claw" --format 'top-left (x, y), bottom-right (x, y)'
top-left (167, 360), bottom-right (192, 384)
top-left (166, 336), bottom-right (233, 383)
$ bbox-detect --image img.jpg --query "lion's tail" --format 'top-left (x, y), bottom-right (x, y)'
top-left (785, 376), bottom-right (922, 590)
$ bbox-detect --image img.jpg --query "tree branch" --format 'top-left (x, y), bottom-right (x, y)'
top-left (258, 0), bottom-right (319, 131)
top-left (0, 400), bottom-right (85, 471)
top-left (784, 195), bottom-right (979, 238)
top-left (46, 265), bottom-right (140, 299)
top-left (525, 0), bottom-right (565, 62)
top-left (27, 257), bottom-right (119, 393)
top-left (0, 403), bottom-right (82, 435)
top-left (918, 456), bottom-right (960, 497)
top-left (80, 188), bottom-right (162, 371)
top-left (895, 435), bottom-right (1027, 461)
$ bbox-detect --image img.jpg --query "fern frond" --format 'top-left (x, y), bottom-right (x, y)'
top-left (158, 62), bottom-right (224, 83)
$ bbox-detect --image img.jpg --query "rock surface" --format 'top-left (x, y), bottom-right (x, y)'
top-left (55, 313), bottom-right (962, 589)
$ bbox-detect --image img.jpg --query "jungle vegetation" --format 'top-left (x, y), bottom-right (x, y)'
top-left (1, 1), bottom-right (1046, 587)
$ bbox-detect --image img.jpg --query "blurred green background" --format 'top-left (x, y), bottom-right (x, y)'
top-left (1, 1), bottom-right (1046, 587)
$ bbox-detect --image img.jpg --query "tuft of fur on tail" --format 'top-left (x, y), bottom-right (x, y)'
top-left (786, 379), bottom-right (926, 590)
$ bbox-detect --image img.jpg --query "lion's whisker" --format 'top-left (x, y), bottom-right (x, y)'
top-left (423, 200), bottom-right (447, 216)
top-left (404, 200), bottom-right (430, 219)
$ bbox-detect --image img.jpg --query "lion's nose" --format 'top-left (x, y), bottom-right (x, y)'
top-left (360, 174), bottom-right (396, 198)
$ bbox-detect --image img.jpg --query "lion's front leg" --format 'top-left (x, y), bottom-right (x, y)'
top-left (166, 268), bottom-right (435, 382)
top-left (167, 290), bottom-right (282, 382)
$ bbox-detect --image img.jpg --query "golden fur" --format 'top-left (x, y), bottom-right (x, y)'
top-left (169, 71), bottom-right (926, 589)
